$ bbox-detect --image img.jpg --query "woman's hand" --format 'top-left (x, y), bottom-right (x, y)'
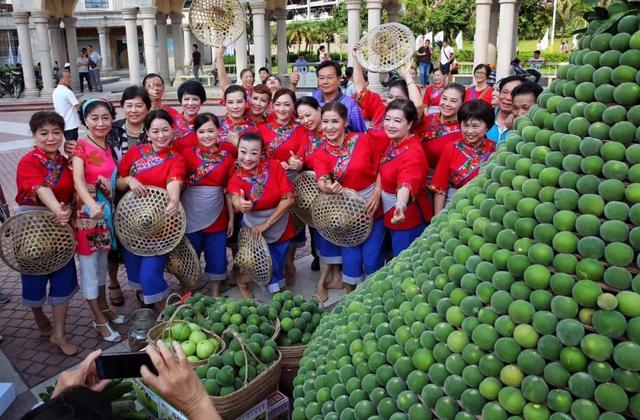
top-left (235, 189), bottom-right (253, 213)
top-left (365, 190), bottom-right (381, 217)
top-left (128, 177), bottom-right (148, 197)
top-left (288, 151), bottom-right (303, 172)
top-left (251, 223), bottom-right (269, 240)
top-left (352, 42), bottom-right (361, 58)
top-left (142, 341), bottom-right (220, 420)
top-left (52, 202), bottom-right (71, 225)
top-left (391, 204), bottom-right (406, 225)
top-left (165, 198), bottom-right (179, 217)
top-left (290, 71), bottom-right (300, 86)
top-left (51, 349), bottom-right (110, 399)
top-left (88, 201), bottom-right (105, 219)
top-left (321, 180), bottom-right (343, 194)
top-left (63, 141), bottom-right (77, 157)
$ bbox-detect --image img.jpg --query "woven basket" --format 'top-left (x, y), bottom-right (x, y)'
top-left (115, 187), bottom-right (185, 256)
top-left (189, 0), bottom-right (246, 47)
top-left (280, 344), bottom-right (306, 369)
top-left (167, 236), bottom-right (203, 290)
top-left (356, 23), bottom-right (416, 73)
top-left (0, 211), bottom-right (75, 275)
top-left (292, 170), bottom-right (319, 228)
top-left (210, 332), bottom-right (282, 419)
top-left (235, 226), bottom-right (272, 287)
top-left (311, 189), bottom-right (373, 247)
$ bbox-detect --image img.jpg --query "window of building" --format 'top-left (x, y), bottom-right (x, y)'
top-left (0, 30), bottom-right (19, 66)
top-left (85, 0), bottom-right (109, 9)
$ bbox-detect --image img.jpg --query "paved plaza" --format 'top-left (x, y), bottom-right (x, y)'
top-left (0, 80), bottom-right (339, 419)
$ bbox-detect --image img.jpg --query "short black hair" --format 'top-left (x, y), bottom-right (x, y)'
top-left (388, 79), bottom-right (409, 98)
top-left (458, 99), bottom-right (495, 128)
top-left (386, 99), bottom-right (418, 124)
top-left (80, 99), bottom-right (116, 127)
top-left (316, 60), bottom-right (342, 78)
top-left (194, 112), bottom-right (221, 131)
top-left (296, 95), bottom-right (320, 111)
top-left (177, 80), bottom-right (206, 103)
top-left (144, 109), bottom-right (173, 131)
top-left (143, 72), bottom-right (164, 87)
top-left (511, 80), bottom-right (543, 100)
top-left (238, 131), bottom-right (264, 151)
top-left (534, 50), bottom-right (541, 54)
top-left (120, 85), bottom-right (151, 109)
top-left (224, 84), bottom-right (246, 101)
top-left (29, 111), bottom-right (64, 134)
top-left (473, 64), bottom-right (491, 76)
top-left (497, 75), bottom-right (525, 92)
top-left (321, 101), bottom-right (348, 121)
top-left (193, 44), bottom-right (198, 49)
top-left (443, 82), bottom-right (466, 100)
top-left (258, 67), bottom-right (270, 74)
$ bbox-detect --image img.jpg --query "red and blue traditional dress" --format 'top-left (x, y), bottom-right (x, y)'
top-left (422, 84), bottom-right (445, 115)
top-left (429, 138), bottom-right (496, 205)
top-left (15, 148), bottom-right (77, 307)
top-left (257, 119), bottom-right (306, 169)
top-left (118, 144), bottom-right (186, 304)
top-left (354, 88), bottom-right (386, 129)
top-left (216, 114), bottom-right (254, 158)
top-left (465, 85), bottom-right (494, 105)
top-left (228, 159), bottom-right (295, 293)
top-left (181, 145), bottom-right (235, 281)
top-left (415, 113), bottom-right (462, 172)
top-left (312, 132), bottom-right (386, 285)
top-left (378, 135), bottom-right (431, 256)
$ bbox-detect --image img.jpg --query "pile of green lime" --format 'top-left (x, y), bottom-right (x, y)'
top-left (158, 322), bottom-right (222, 364)
top-left (195, 332), bottom-right (279, 397)
top-left (291, 2), bottom-right (640, 419)
top-left (272, 290), bottom-right (325, 346)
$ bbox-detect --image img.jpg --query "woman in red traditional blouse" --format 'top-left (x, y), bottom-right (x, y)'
top-left (181, 113), bottom-right (235, 296)
top-left (431, 100), bottom-right (497, 214)
top-left (216, 85), bottom-right (254, 156)
top-left (117, 109), bottom-right (185, 309)
top-left (312, 102), bottom-right (385, 299)
top-left (422, 68), bottom-right (447, 115)
top-left (170, 81), bottom-right (207, 152)
top-left (15, 111), bottom-right (78, 356)
top-left (248, 84), bottom-right (272, 125)
top-left (465, 64), bottom-right (494, 104)
top-left (228, 132), bottom-right (295, 298)
top-left (416, 83), bottom-right (465, 171)
top-left (378, 99), bottom-right (432, 256)
top-left (216, 46), bottom-right (255, 106)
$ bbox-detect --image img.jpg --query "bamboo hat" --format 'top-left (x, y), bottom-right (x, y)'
top-left (166, 236), bottom-right (203, 290)
top-left (235, 226), bottom-right (272, 287)
top-left (292, 171), bottom-right (320, 228)
top-left (189, 0), bottom-right (246, 47)
top-left (311, 189), bottom-right (373, 247)
top-left (356, 23), bottom-right (416, 73)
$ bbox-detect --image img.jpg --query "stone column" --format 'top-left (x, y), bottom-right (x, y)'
top-left (387, 3), bottom-right (401, 23)
top-left (474, 0), bottom-right (492, 68)
top-left (512, 1), bottom-right (521, 60)
top-left (156, 13), bottom-right (170, 82)
top-left (49, 18), bottom-right (64, 69)
top-left (63, 16), bottom-right (80, 90)
top-left (122, 7), bottom-right (141, 85)
top-left (236, 27), bottom-right (249, 74)
top-left (250, 0), bottom-right (267, 76)
top-left (13, 12), bottom-right (39, 98)
top-left (139, 5), bottom-right (159, 75)
top-left (367, 0), bottom-right (383, 90)
top-left (496, 0), bottom-right (517, 81)
top-left (182, 23), bottom-right (192, 69)
top-left (170, 13), bottom-right (185, 80)
top-left (264, 10), bottom-right (272, 70)
top-left (31, 11), bottom-right (55, 96)
top-left (274, 9), bottom-right (287, 75)
top-left (98, 26), bottom-right (112, 72)
top-left (488, 5), bottom-right (499, 65)
top-left (345, 0), bottom-right (361, 66)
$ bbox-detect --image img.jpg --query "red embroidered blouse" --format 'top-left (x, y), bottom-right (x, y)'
top-left (119, 144), bottom-right (186, 188)
top-left (429, 138), bottom-right (496, 194)
top-left (415, 113), bottom-right (462, 170)
top-left (16, 148), bottom-right (74, 206)
top-left (257, 120), bottom-right (305, 164)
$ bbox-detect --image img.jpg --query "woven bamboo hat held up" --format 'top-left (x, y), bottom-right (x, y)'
top-left (166, 236), bottom-right (203, 290)
top-left (292, 170), bottom-right (319, 228)
top-left (311, 188), bottom-right (373, 247)
top-left (0, 211), bottom-right (76, 275)
top-left (355, 23), bottom-right (416, 73)
top-left (235, 226), bottom-right (272, 287)
top-left (114, 187), bottom-right (185, 256)
top-left (189, 0), bottom-right (246, 47)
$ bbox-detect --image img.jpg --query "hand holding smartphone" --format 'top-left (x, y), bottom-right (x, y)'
top-left (96, 351), bottom-right (158, 379)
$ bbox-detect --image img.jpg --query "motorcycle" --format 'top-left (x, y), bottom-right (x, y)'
top-left (0, 70), bottom-right (24, 98)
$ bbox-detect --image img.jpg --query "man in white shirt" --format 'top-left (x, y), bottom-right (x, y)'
top-left (87, 44), bottom-right (103, 92)
top-left (439, 40), bottom-right (455, 83)
top-left (52, 69), bottom-right (81, 155)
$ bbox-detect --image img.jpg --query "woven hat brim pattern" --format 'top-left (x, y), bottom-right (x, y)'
top-left (235, 226), bottom-right (272, 287)
top-left (167, 236), bottom-right (203, 290)
top-left (189, 0), bottom-right (246, 47)
top-left (311, 189), bottom-right (373, 247)
top-left (356, 23), bottom-right (416, 73)
top-left (292, 170), bottom-right (319, 228)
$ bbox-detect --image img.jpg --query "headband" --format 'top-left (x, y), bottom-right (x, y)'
top-left (81, 98), bottom-right (112, 117)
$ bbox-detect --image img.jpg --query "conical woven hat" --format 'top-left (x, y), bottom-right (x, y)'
top-left (0, 211), bottom-right (75, 275)
top-left (189, 0), bottom-right (246, 47)
top-left (167, 236), bottom-right (203, 290)
top-left (292, 171), bottom-right (319, 228)
top-left (235, 226), bottom-right (272, 287)
top-left (356, 23), bottom-right (416, 73)
top-left (311, 189), bottom-right (373, 247)
top-left (115, 187), bottom-right (185, 256)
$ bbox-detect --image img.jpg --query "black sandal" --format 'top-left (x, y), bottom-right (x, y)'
top-left (135, 291), bottom-right (154, 309)
top-left (108, 285), bottom-right (125, 307)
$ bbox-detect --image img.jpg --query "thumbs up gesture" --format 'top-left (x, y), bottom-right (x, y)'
top-left (235, 189), bottom-right (253, 213)
top-left (288, 150), bottom-right (303, 172)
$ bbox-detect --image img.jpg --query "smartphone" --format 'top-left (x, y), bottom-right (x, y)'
top-left (95, 352), bottom-right (158, 379)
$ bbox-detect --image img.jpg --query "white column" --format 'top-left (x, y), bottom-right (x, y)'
top-left (250, 0), bottom-right (267, 76)
top-left (346, 0), bottom-right (361, 66)
top-left (32, 11), bottom-right (55, 96)
top-left (387, 3), bottom-right (401, 22)
top-left (49, 18), bottom-right (64, 68)
top-left (488, 5), bottom-right (499, 65)
top-left (182, 23), bottom-right (192, 69)
top-left (122, 7), bottom-right (141, 85)
top-left (13, 12), bottom-right (39, 98)
top-left (367, 0), bottom-right (383, 91)
top-left (63, 16), bottom-right (80, 91)
top-left (512, 2), bottom-right (521, 60)
top-left (236, 28), bottom-right (249, 74)
top-left (496, 0), bottom-right (517, 81)
top-left (275, 9), bottom-right (287, 75)
top-left (98, 26), bottom-right (112, 72)
top-left (156, 13), bottom-right (170, 82)
top-left (474, 0), bottom-right (492, 67)
top-left (170, 13), bottom-right (185, 80)
top-left (139, 5), bottom-right (159, 75)
top-left (264, 10), bottom-right (272, 70)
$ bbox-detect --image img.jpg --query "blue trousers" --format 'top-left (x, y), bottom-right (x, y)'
top-left (267, 240), bottom-right (291, 293)
top-left (186, 230), bottom-right (227, 281)
top-left (390, 223), bottom-right (426, 257)
top-left (21, 259), bottom-right (78, 307)
top-left (419, 62), bottom-right (431, 85)
top-left (342, 217), bottom-right (385, 285)
top-left (313, 229), bottom-right (342, 264)
top-left (122, 248), bottom-right (169, 304)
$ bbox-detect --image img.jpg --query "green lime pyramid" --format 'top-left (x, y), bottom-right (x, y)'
top-left (291, 2), bottom-right (640, 419)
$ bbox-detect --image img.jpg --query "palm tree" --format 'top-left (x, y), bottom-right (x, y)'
top-left (287, 23), bottom-right (308, 54)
